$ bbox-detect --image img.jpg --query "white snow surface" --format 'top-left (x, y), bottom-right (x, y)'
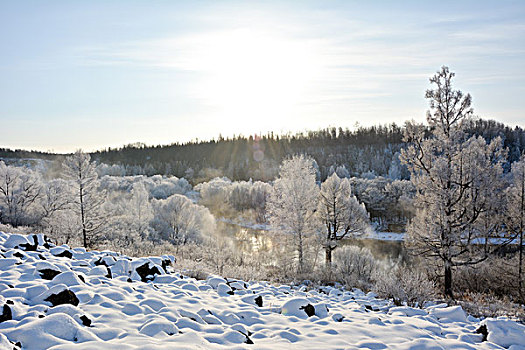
top-left (0, 231), bottom-right (524, 349)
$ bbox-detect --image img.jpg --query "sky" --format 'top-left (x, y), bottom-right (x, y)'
top-left (1, 0), bottom-right (524, 153)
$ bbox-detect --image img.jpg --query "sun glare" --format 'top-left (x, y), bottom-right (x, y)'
top-left (188, 29), bottom-right (321, 132)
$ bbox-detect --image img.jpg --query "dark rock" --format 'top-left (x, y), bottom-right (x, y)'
top-left (42, 235), bottom-right (51, 249)
top-left (300, 304), bottom-right (316, 317)
top-left (78, 274), bottom-right (85, 283)
top-left (135, 263), bottom-right (161, 282)
top-left (161, 258), bottom-right (173, 272)
top-left (127, 278), bottom-right (133, 283)
top-left (227, 290), bottom-right (234, 295)
top-left (334, 314), bottom-right (345, 322)
top-left (38, 254), bottom-right (46, 260)
top-left (364, 305), bottom-right (378, 312)
top-left (44, 289), bottom-right (79, 307)
top-left (94, 258), bottom-right (108, 267)
top-left (39, 269), bottom-right (61, 280)
top-left (0, 304), bottom-right (12, 323)
top-left (94, 257), bottom-right (108, 267)
top-left (6, 300), bottom-right (13, 305)
top-left (318, 287), bottom-right (329, 295)
top-left (80, 315), bottom-right (92, 327)
top-left (15, 341), bottom-right (22, 349)
top-left (38, 314), bottom-right (45, 318)
top-left (254, 295), bottom-right (263, 307)
top-left (105, 266), bottom-right (112, 279)
top-left (13, 251), bottom-right (24, 259)
top-left (476, 324), bottom-right (488, 342)
top-left (245, 336), bottom-right (254, 344)
top-left (54, 250), bottom-right (72, 259)
top-left (19, 235), bottom-right (39, 251)
top-left (94, 256), bottom-right (116, 268)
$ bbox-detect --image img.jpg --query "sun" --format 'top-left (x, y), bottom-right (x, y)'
top-left (188, 28), bottom-right (321, 132)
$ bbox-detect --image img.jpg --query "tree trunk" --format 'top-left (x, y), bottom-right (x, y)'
top-left (325, 245), bottom-right (332, 268)
top-left (297, 231), bottom-right (303, 274)
top-left (519, 230), bottom-right (523, 302)
top-left (80, 187), bottom-right (87, 248)
top-left (519, 172), bottom-right (524, 303)
top-left (325, 244), bottom-right (334, 281)
top-left (444, 260), bottom-right (453, 299)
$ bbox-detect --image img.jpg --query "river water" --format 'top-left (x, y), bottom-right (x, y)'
top-left (219, 222), bottom-right (407, 262)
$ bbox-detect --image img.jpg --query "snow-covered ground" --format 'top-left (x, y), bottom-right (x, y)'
top-left (0, 231), bottom-right (524, 349)
top-left (364, 231), bottom-right (405, 241)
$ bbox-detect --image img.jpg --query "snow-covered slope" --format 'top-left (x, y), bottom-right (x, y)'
top-left (0, 232), bottom-right (524, 349)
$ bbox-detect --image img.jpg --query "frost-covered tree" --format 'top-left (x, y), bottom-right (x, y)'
top-left (318, 173), bottom-right (369, 269)
top-left (38, 178), bottom-right (74, 240)
top-left (401, 66), bottom-right (506, 298)
top-left (128, 182), bottom-right (154, 240)
top-left (63, 150), bottom-right (106, 248)
top-left (146, 175), bottom-right (192, 199)
top-left (0, 161), bottom-right (43, 226)
top-left (251, 181), bottom-right (272, 223)
top-left (151, 194), bottom-right (215, 245)
top-left (507, 155), bottom-right (525, 301)
top-left (39, 179), bottom-right (72, 220)
top-left (42, 209), bottom-right (80, 246)
top-left (102, 180), bottom-right (154, 249)
top-left (267, 154), bottom-right (320, 273)
top-left (195, 177), bottom-right (231, 207)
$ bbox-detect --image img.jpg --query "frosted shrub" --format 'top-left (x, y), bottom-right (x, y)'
top-left (454, 256), bottom-right (519, 299)
top-left (202, 234), bottom-right (238, 275)
top-left (374, 264), bottom-right (435, 307)
top-left (333, 246), bottom-right (377, 289)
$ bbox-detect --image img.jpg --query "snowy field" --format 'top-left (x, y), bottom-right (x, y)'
top-left (0, 232), bottom-right (524, 349)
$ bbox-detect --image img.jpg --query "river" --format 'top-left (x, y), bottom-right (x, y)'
top-left (219, 222), bottom-right (407, 262)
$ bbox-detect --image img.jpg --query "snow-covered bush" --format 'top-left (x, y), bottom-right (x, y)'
top-left (453, 256), bottom-right (519, 299)
top-left (374, 264), bottom-right (435, 307)
top-left (333, 246), bottom-right (377, 289)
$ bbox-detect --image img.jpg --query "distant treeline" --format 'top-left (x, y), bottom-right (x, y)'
top-left (1, 118), bottom-right (524, 182)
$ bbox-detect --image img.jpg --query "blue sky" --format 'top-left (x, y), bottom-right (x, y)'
top-left (1, 0), bottom-right (524, 152)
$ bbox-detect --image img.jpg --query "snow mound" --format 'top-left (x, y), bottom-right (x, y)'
top-left (4, 313), bottom-right (98, 349)
top-left (483, 318), bottom-right (525, 348)
top-left (429, 305), bottom-right (467, 323)
top-left (281, 298), bottom-right (316, 318)
top-left (139, 319), bottom-right (179, 337)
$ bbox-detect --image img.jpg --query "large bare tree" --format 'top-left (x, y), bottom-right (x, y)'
top-left (318, 172), bottom-right (369, 269)
top-left (63, 150), bottom-right (106, 248)
top-left (507, 155), bottom-right (525, 302)
top-left (401, 66), bottom-right (506, 298)
top-left (267, 154), bottom-right (319, 273)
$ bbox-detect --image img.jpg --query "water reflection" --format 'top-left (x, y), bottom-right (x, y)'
top-left (219, 222), bottom-right (407, 262)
